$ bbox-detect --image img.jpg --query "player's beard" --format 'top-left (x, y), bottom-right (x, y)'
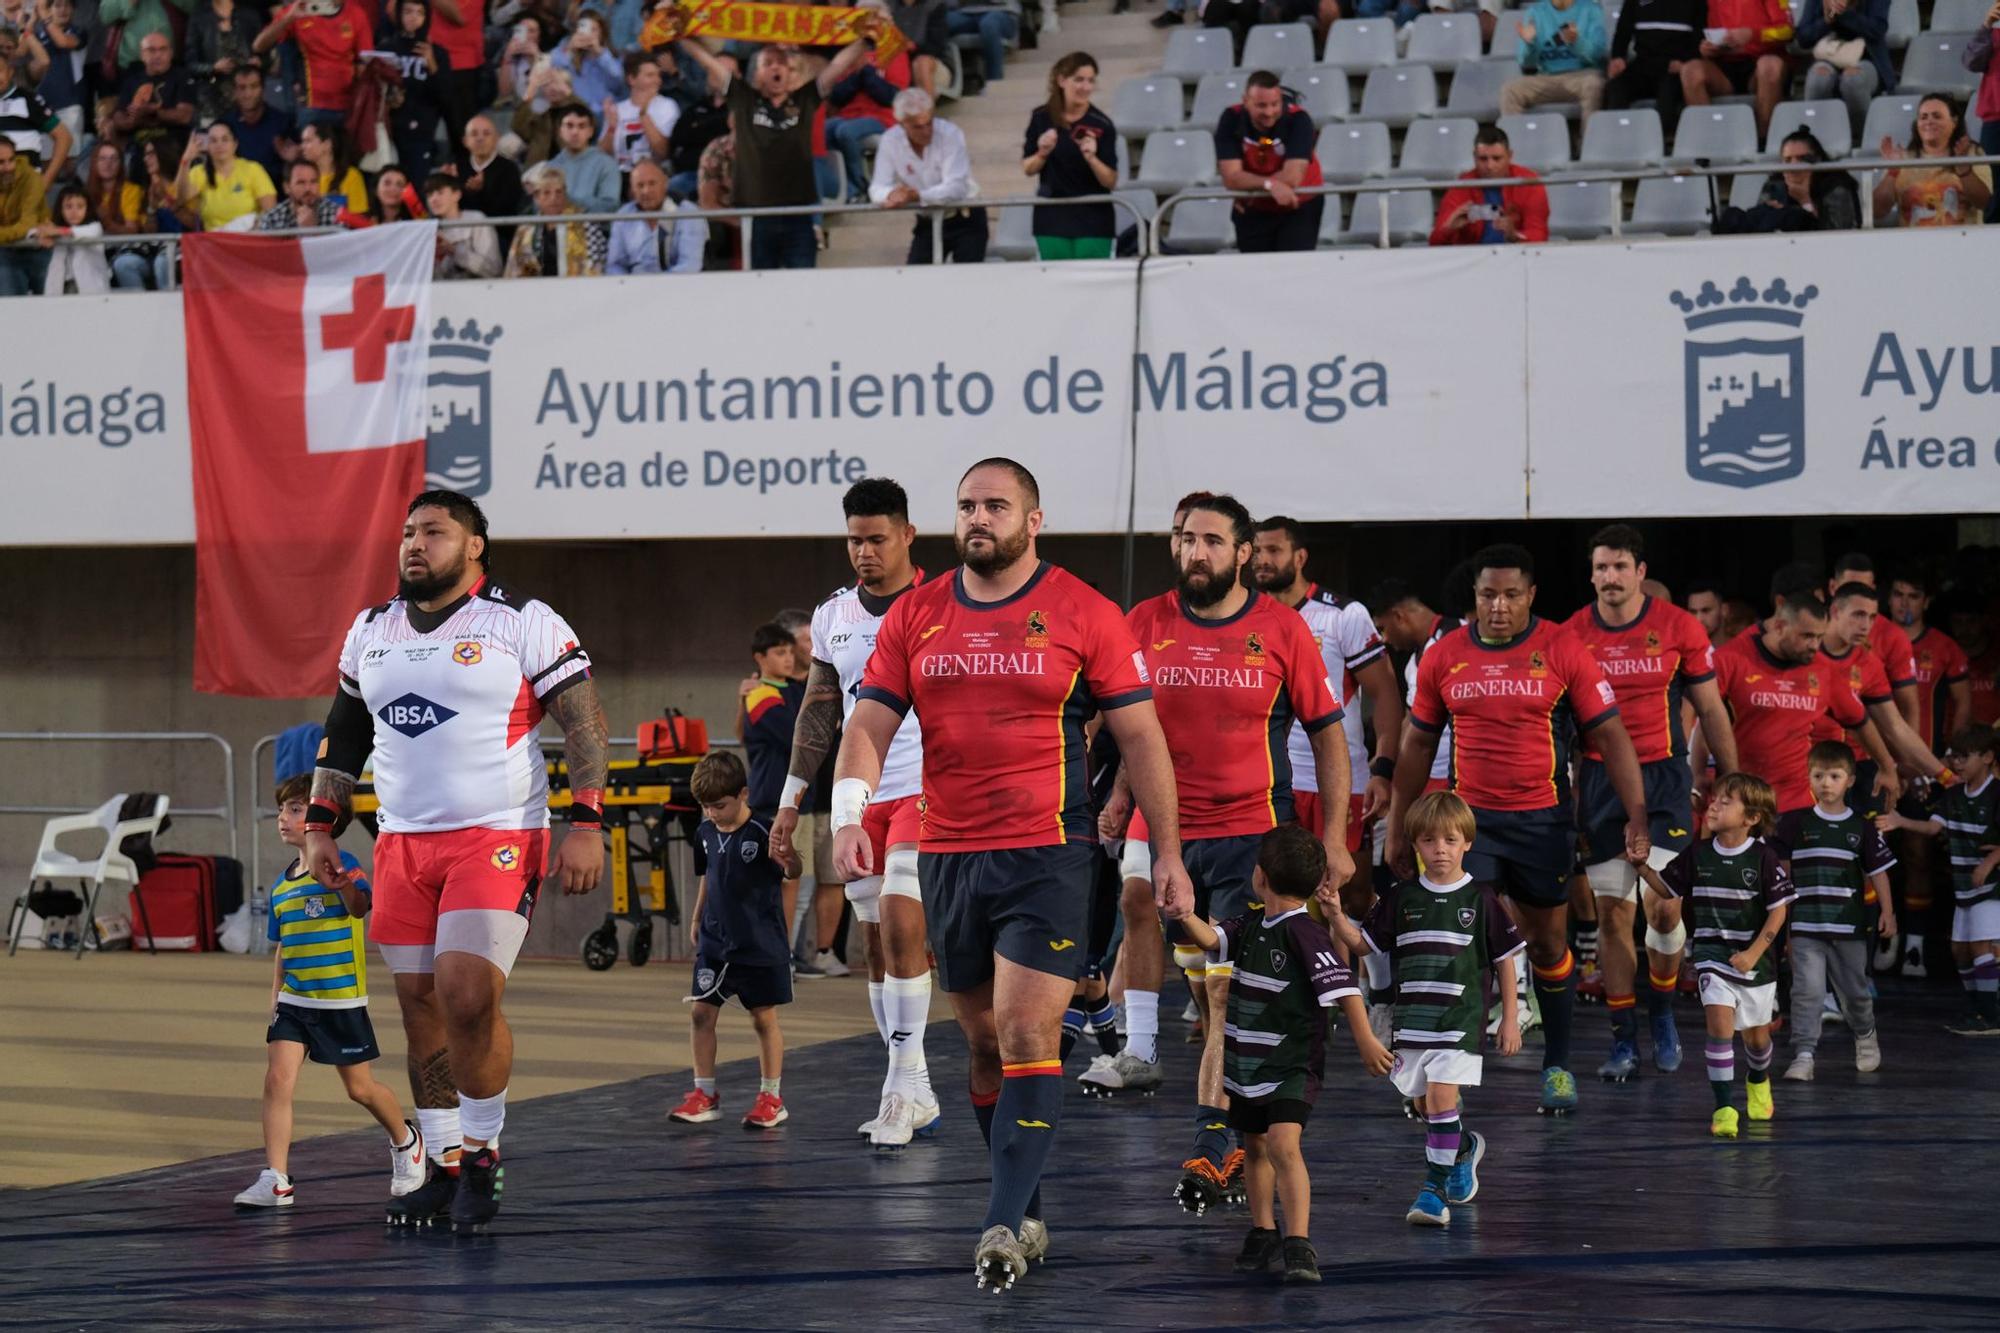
top-left (959, 524), bottom-right (1029, 577)
top-left (400, 554), bottom-right (466, 604)
top-left (1178, 563), bottom-right (1235, 611)
top-left (1251, 563), bottom-right (1295, 596)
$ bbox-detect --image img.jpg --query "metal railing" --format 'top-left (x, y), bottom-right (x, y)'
top-left (0, 731), bottom-right (239, 860)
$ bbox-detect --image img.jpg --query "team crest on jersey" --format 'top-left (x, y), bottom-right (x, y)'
top-left (1025, 611), bottom-right (1049, 648)
top-left (1528, 650), bottom-right (1547, 678)
top-left (1244, 631), bottom-right (1266, 666)
top-left (452, 640), bottom-right (483, 666)
top-left (304, 896), bottom-right (326, 919)
top-left (1806, 672), bottom-right (1820, 693)
top-left (377, 693), bottom-right (458, 738)
top-left (1457, 906), bottom-right (1477, 928)
top-left (1645, 631), bottom-right (1662, 654)
top-left (740, 839), bottom-right (759, 864)
top-left (491, 844), bottom-right (522, 872)
top-left (1269, 948), bottom-right (1287, 973)
top-left (696, 967), bottom-right (717, 992)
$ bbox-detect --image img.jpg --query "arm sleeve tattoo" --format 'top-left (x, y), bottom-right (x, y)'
top-left (548, 677), bottom-right (611, 800)
top-left (787, 657), bottom-right (845, 784)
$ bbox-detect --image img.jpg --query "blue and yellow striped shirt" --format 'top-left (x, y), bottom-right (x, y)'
top-left (267, 853), bottom-right (370, 1009)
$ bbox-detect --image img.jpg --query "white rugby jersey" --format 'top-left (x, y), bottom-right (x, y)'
top-left (810, 575), bottom-right (924, 804)
top-left (1406, 614), bottom-right (1456, 782)
top-left (338, 579), bottom-right (592, 834)
top-left (1285, 585), bottom-right (1386, 794)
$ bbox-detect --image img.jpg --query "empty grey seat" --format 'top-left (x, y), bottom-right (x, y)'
top-left (1284, 66), bottom-right (1351, 125)
top-left (1930, 0), bottom-right (1990, 30)
top-left (1579, 107), bottom-right (1664, 169)
top-left (1627, 174), bottom-right (1714, 235)
top-left (1359, 66), bottom-right (1439, 127)
top-left (1394, 115), bottom-right (1479, 179)
top-left (1112, 188), bottom-right (1159, 235)
top-left (1323, 18), bottom-right (1398, 71)
top-left (1163, 27), bottom-right (1237, 81)
top-left (1497, 112), bottom-right (1573, 172)
top-left (1345, 189), bottom-right (1433, 244)
top-left (1886, 0), bottom-right (1918, 48)
top-left (1899, 33), bottom-right (1980, 97)
top-left (1190, 73), bottom-right (1250, 130)
top-left (1243, 22), bottom-right (1317, 71)
top-left (1110, 77), bottom-right (1185, 139)
top-left (990, 203), bottom-right (1036, 261)
top-left (1446, 58), bottom-right (1513, 119)
top-left (1406, 12), bottom-right (1483, 70)
top-left (1317, 192), bottom-right (1347, 244)
top-left (1670, 103), bottom-right (1759, 165)
top-left (1163, 197), bottom-right (1235, 254)
top-left (1603, 0), bottom-right (1622, 36)
top-left (1727, 170), bottom-right (1771, 212)
top-left (1861, 94), bottom-right (1922, 151)
top-left (1486, 22), bottom-right (1522, 61)
top-left (1546, 179), bottom-right (1618, 239)
top-left (1136, 129), bottom-right (1220, 192)
top-left (1764, 99), bottom-right (1852, 158)
top-left (1318, 120), bottom-right (1394, 181)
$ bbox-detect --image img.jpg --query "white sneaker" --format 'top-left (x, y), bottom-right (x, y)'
top-left (1854, 1030), bottom-right (1883, 1073)
top-left (234, 1168), bottom-right (295, 1208)
top-left (1182, 999), bottom-right (1201, 1023)
top-left (1872, 933), bottom-right (1901, 974)
top-left (1782, 1053), bottom-right (1815, 1081)
top-left (859, 1090), bottom-right (894, 1136)
top-left (870, 1092), bottom-right (918, 1148)
top-left (815, 950), bottom-right (851, 978)
top-left (388, 1121), bottom-right (426, 1197)
top-left (1903, 942), bottom-right (1928, 979)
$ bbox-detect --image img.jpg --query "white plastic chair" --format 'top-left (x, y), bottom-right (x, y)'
top-left (12, 794), bottom-right (169, 957)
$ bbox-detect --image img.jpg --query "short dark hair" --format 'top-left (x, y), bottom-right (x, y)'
top-left (1440, 558), bottom-right (1477, 618)
top-left (1774, 590), bottom-right (1829, 622)
top-left (690, 750), bottom-right (748, 805)
top-left (960, 457), bottom-right (1039, 508)
top-left (1173, 490), bottom-right (1215, 520)
top-left (423, 170), bottom-right (462, 195)
top-left (1475, 124), bottom-right (1510, 149)
top-left (1832, 551), bottom-right (1874, 580)
top-left (1830, 580), bottom-right (1878, 607)
top-left (1256, 824), bottom-right (1326, 901)
top-left (233, 64), bottom-right (264, 82)
top-left (1253, 515), bottom-right (1307, 550)
top-left (624, 50), bottom-right (657, 78)
top-left (407, 489), bottom-right (490, 569)
top-left (1367, 576), bottom-right (1421, 613)
top-left (288, 157), bottom-right (319, 181)
top-left (1807, 740), bottom-right (1856, 775)
top-left (843, 477), bottom-right (909, 523)
top-left (1244, 68), bottom-right (1282, 92)
top-left (276, 774), bottom-right (349, 836)
top-left (1185, 493), bottom-right (1254, 546)
top-left (1947, 724), bottom-right (1997, 758)
top-left (1769, 560), bottom-right (1823, 603)
top-left (1889, 569), bottom-right (1929, 595)
top-left (1685, 578), bottom-right (1720, 600)
top-left (1588, 523), bottom-right (1645, 563)
top-left (750, 621), bottom-right (793, 656)
top-left (557, 101), bottom-right (597, 133)
top-left (1471, 543), bottom-right (1535, 585)
top-left (774, 607), bottom-right (811, 635)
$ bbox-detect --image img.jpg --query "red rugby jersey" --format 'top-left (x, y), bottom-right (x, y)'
top-left (1969, 643), bottom-right (2000, 727)
top-left (1715, 634), bottom-right (1868, 812)
top-left (1867, 614), bottom-right (1917, 690)
top-left (1127, 589), bottom-right (1342, 839)
top-left (859, 561), bottom-right (1151, 851)
top-left (1409, 617), bottom-right (1619, 812)
top-left (1809, 642), bottom-right (1894, 760)
top-left (1908, 626), bottom-right (1970, 749)
top-left (1561, 596), bottom-right (1716, 764)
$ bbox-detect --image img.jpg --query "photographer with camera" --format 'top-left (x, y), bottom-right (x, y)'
top-left (1429, 124), bottom-right (1548, 246)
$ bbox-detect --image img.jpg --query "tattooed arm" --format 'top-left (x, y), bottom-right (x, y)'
top-left (771, 657), bottom-right (843, 862)
top-left (305, 686), bottom-right (369, 891)
top-left (548, 677), bottom-right (610, 895)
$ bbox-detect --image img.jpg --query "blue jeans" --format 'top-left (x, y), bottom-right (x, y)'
top-left (0, 248), bottom-right (50, 295)
top-left (1353, 0), bottom-right (1422, 23)
top-left (668, 168), bottom-right (699, 202)
top-left (826, 118), bottom-right (882, 203)
top-left (749, 214), bottom-right (817, 269)
top-left (948, 9), bottom-right (1018, 79)
top-left (111, 249), bottom-right (173, 290)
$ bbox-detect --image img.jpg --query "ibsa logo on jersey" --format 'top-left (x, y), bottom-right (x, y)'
top-left (1025, 610), bottom-right (1049, 649)
top-left (452, 640), bottom-right (483, 666)
top-left (491, 844), bottom-right (522, 872)
top-left (377, 693), bottom-right (459, 738)
top-left (1672, 276), bottom-right (1816, 490)
top-left (426, 318), bottom-right (504, 498)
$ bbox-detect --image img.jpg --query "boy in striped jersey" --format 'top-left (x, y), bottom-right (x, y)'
top-left (1171, 825), bottom-right (1390, 1283)
top-left (1326, 792), bottom-right (1525, 1228)
top-left (235, 777), bottom-right (426, 1209)
top-left (1770, 743), bottom-right (1896, 1080)
top-left (1639, 774), bottom-right (1795, 1139)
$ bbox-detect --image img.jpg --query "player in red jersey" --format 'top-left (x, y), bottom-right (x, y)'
top-left (1889, 571), bottom-right (1973, 752)
top-left (1818, 584), bottom-right (1954, 810)
top-left (1946, 596), bottom-right (2000, 727)
top-left (1562, 525), bottom-right (1740, 1083)
top-left (1120, 495), bottom-right (1350, 1214)
top-left (833, 458), bottom-right (1192, 1292)
top-left (1387, 544), bottom-right (1650, 1118)
top-left (1830, 552), bottom-right (1920, 733)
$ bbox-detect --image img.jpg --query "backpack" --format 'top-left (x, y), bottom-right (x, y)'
top-left (116, 792), bottom-right (173, 876)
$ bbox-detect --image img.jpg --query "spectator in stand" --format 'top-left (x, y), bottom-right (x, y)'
top-left (891, 0), bottom-right (948, 96)
top-left (1214, 69), bottom-right (1322, 252)
top-left (868, 86), bottom-right (983, 262)
top-left (380, 0), bottom-right (450, 182)
top-left (257, 153), bottom-right (340, 225)
top-left (496, 12), bottom-right (545, 107)
top-left (455, 112), bottom-right (526, 223)
top-left (696, 128), bottom-right (736, 267)
top-left (666, 14), bottom-right (884, 270)
top-left (1717, 127), bottom-right (1859, 230)
top-left (0, 26), bottom-right (70, 186)
top-left (185, 0), bottom-right (264, 125)
top-left (1502, 0), bottom-right (1609, 121)
top-left (423, 169), bottom-right (501, 275)
top-left (1677, 0), bottom-right (1791, 138)
top-left (1604, 0), bottom-right (1701, 119)
top-left (1022, 50), bottom-right (1116, 260)
top-left (36, 183), bottom-right (110, 295)
top-left (298, 119), bottom-right (365, 211)
top-left (1794, 0), bottom-right (1893, 136)
top-left (654, 38), bottom-right (710, 109)
top-left (220, 66), bottom-right (293, 180)
top-left (364, 162), bottom-right (419, 222)
top-left (1430, 124), bottom-right (1548, 245)
top-left (505, 158), bottom-right (604, 274)
top-left (824, 19), bottom-right (908, 204)
top-left (8, 7), bottom-right (53, 85)
top-left (507, 57), bottom-right (574, 163)
top-left (605, 155), bottom-right (704, 272)
top-left (1873, 93), bottom-right (1989, 226)
top-left (602, 51), bottom-right (678, 182)
top-left (0, 136), bottom-right (49, 294)
top-left (1201, 0), bottom-right (1260, 63)
top-left (98, 0), bottom-right (193, 73)
top-left (549, 11), bottom-right (622, 110)
top-left (1968, 4), bottom-right (2000, 222)
top-left (253, 0), bottom-right (369, 130)
top-left (90, 140), bottom-right (167, 286)
top-left (666, 50), bottom-right (731, 200)
top-left (112, 31), bottom-right (193, 176)
top-left (426, 0), bottom-right (482, 147)
top-left (174, 118), bottom-right (274, 229)
top-left (32, 0), bottom-right (88, 153)
top-left (549, 102), bottom-right (618, 213)
top-left (946, 0), bottom-right (1017, 84)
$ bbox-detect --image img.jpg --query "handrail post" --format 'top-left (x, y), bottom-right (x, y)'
top-left (931, 208), bottom-right (944, 264)
top-left (1860, 168), bottom-right (1875, 230)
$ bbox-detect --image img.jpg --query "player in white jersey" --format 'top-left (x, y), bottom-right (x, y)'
top-left (1370, 578), bottom-right (1459, 792)
top-left (305, 491), bottom-right (609, 1234)
top-left (770, 478), bottom-right (938, 1149)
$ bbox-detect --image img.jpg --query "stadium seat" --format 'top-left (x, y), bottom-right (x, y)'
top-left (1727, 169), bottom-right (1771, 212)
top-left (1929, 0), bottom-right (1991, 31)
top-left (1497, 113), bottom-right (1573, 173)
top-left (1136, 129), bottom-right (1220, 192)
top-left (1243, 22), bottom-right (1317, 72)
top-left (1579, 107), bottom-right (1664, 169)
top-left (1190, 73), bottom-right (1250, 130)
top-left (989, 203), bottom-right (1036, 261)
top-left (1764, 100), bottom-right (1853, 159)
top-left (1394, 116), bottom-right (1479, 179)
top-left (1317, 192), bottom-right (1347, 245)
top-left (1445, 58), bottom-right (1514, 119)
top-left (1627, 174), bottom-right (1715, 235)
top-left (1318, 120), bottom-right (1394, 181)
top-left (1545, 179), bottom-right (1618, 239)
top-left (1162, 197), bottom-right (1235, 254)
top-left (1345, 188), bottom-right (1433, 244)
top-left (1861, 94), bottom-right (1922, 151)
top-left (1486, 21), bottom-right (1523, 62)
top-left (1898, 33), bottom-right (1980, 98)
top-left (1110, 77), bottom-right (1186, 139)
top-left (1358, 67), bottom-right (1440, 127)
top-left (1163, 28), bottom-right (1237, 81)
top-left (1284, 66), bottom-right (1351, 125)
top-left (1323, 19), bottom-right (1399, 72)
top-left (1670, 104), bottom-right (1759, 166)
top-left (1886, 0), bottom-right (1919, 48)
top-left (1406, 13), bottom-right (1483, 70)
top-left (1603, 0), bottom-right (1622, 36)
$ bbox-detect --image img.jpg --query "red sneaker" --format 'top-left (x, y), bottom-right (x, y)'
top-left (743, 1091), bottom-right (789, 1129)
top-left (669, 1088), bottom-right (721, 1123)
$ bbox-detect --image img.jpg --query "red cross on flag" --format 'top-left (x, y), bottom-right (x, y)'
top-left (184, 223), bottom-right (438, 697)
